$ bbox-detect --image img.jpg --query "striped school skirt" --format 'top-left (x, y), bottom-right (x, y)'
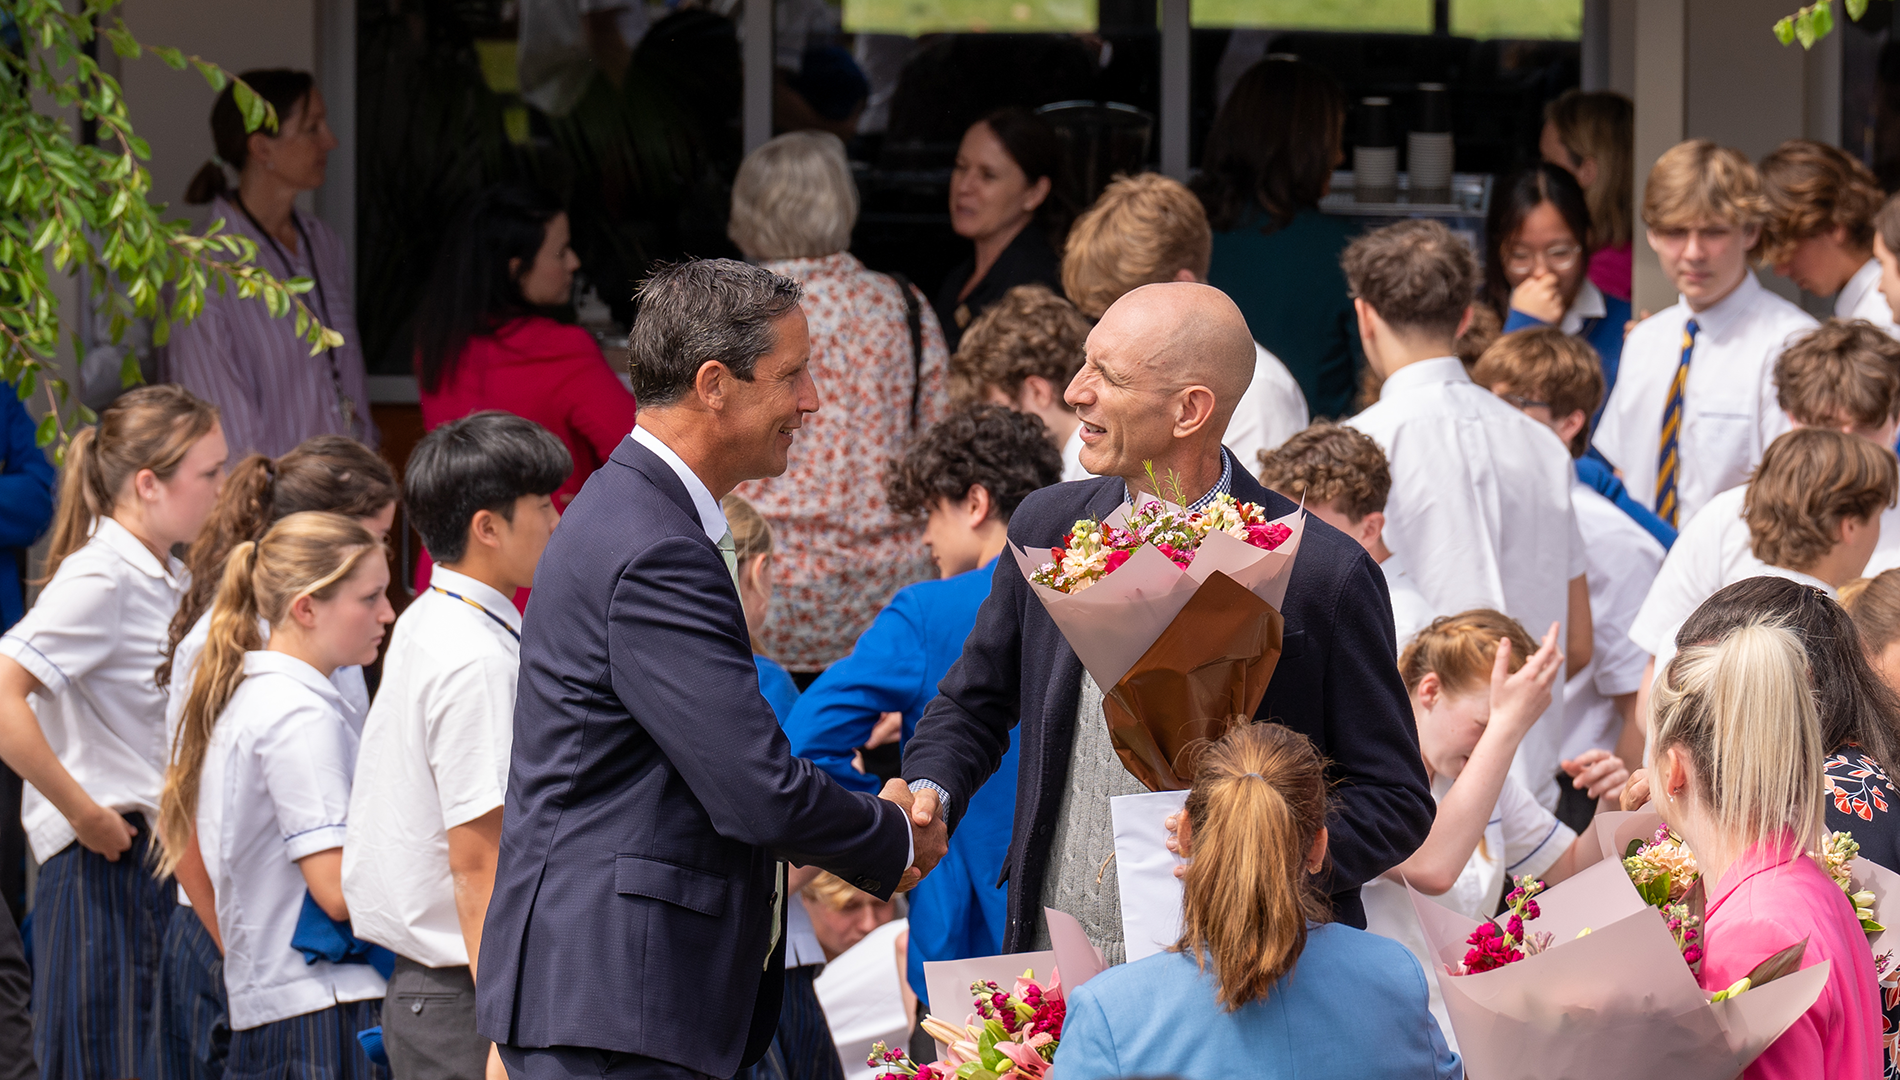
top-left (31, 817), bottom-right (176, 1080)
top-left (150, 905), bottom-right (230, 1080)
top-left (224, 998), bottom-right (389, 1080)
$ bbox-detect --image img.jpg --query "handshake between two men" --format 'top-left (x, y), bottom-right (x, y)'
top-left (879, 778), bottom-right (950, 891)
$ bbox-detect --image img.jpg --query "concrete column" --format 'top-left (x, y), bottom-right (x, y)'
top-left (743, 0), bottom-right (774, 155)
top-left (1160, 0), bottom-right (1191, 179)
top-left (1631, 0), bottom-right (1686, 313)
top-left (314, 0), bottom-right (356, 280)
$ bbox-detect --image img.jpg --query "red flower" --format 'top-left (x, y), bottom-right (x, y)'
top-left (1104, 549), bottom-right (1131, 574)
top-left (1245, 522), bottom-right (1293, 551)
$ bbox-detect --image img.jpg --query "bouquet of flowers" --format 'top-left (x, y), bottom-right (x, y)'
top-left (1011, 475), bottom-right (1303, 793)
top-left (870, 971), bottom-right (1064, 1080)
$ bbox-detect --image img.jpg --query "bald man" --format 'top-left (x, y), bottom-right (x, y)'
top-left (900, 281), bottom-right (1433, 961)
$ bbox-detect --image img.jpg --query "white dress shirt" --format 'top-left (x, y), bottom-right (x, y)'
top-left (168, 611), bottom-right (369, 748)
top-left (1060, 423), bottom-right (1090, 484)
top-left (0, 518), bottom-right (184, 862)
top-left (1562, 482), bottom-right (1665, 761)
top-left (1558, 278), bottom-right (1610, 337)
top-left (1348, 356), bottom-right (1586, 807)
top-left (1225, 342), bottom-right (1311, 476)
top-left (343, 566), bottom-right (521, 968)
top-left (1380, 551), bottom-right (1434, 650)
top-left (1595, 273), bottom-right (1812, 525)
top-left (1630, 481), bottom-right (1889, 659)
top-left (200, 651), bottom-right (385, 1030)
top-left (1838, 257), bottom-right (1895, 330)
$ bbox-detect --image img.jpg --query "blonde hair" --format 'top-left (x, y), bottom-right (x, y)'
top-left (719, 493), bottom-right (772, 564)
top-left (1399, 609), bottom-right (1538, 696)
top-left (1174, 722), bottom-right (1331, 1011)
top-left (1470, 327), bottom-right (1606, 459)
top-left (1651, 620), bottom-right (1827, 853)
top-left (1544, 90), bottom-right (1634, 249)
top-left (44, 385), bottom-right (219, 582)
top-left (727, 131), bottom-right (858, 261)
top-left (1744, 428), bottom-right (1897, 571)
top-left (1061, 173), bottom-right (1212, 320)
top-left (1642, 140), bottom-right (1769, 241)
top-left (799, 870), bottom-right (865, 911)
top-left (1759, 139), bottom-right (1884, 263)
top-left (157, 511), bottom-right (382, 876)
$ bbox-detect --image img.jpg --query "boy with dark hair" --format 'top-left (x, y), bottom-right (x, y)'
top-left (343, 411), bottom-right (570, 1080)
top-left (1344, 220), bottom-right (1591, 810)
top-left (1255, 421), bottom-right (1432, 646)
top-left (1472, 328), bottom-right (1668, 822)
top-left (783, 404), bottom-right (1060, 1027)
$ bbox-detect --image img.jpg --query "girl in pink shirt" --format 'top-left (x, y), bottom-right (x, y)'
top-left (1649, 619), bottom-right (1883, 1080)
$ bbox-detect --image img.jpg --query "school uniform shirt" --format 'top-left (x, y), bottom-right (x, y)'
top-left (1628, 482), bottom-right (1881, 661)
top-left (1060, 424), bottom-right (1089, 484)
top-left (1361, 771), bottom-right (1574, 1053)
top-left (1224, 342), bottom-right (1310, 474)
top-left (1380, 551), bottom-right (1433, 650)
top-left (200, 651), bottom-right (385, 1030)
top-left (1348, 356), bottom-right (1586, 807)
top-left (1562, 481), bottom-right (1666, 762)
top-left (342, 566), bottom-right (519, 970)
top-left (0, 517), bottom-right (184, 862)
top-left (1594, 273), bottom-right (1812, 526)
top-left (1838, 257), bottom-right (1895, 330)
top-left (167, 610), bottom-right (370, 748)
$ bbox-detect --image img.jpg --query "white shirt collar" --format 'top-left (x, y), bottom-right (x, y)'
top-left (427, 565), bottom-right (523, 633)
top-left (1560, 278), bottom-right (1608, 336)
top-left (1060, 423), bottom-right (1090, 483)
top-left (1756, 565), bottom-right (1838, 598)
top-left (92, 516), bottom-right (182, 584)
top-left (631, 424), bottom-right (729, 544)
top-left (241, 650), bottom-right (348, 706)
top-left (1679, 270), bottom-right (1765, 339)
top-left (1838, 257), bottom-right (1885, 321)
top-left (1377, 355), bottom-right (1471, 401)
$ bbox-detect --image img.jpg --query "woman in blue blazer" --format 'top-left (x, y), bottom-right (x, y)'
top-left (1054, 723), bottom-right (1460, 1080)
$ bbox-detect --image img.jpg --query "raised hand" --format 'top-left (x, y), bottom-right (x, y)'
top-left (1486, 622), bottom-right (1563, 745)
top-left (1510, 270), bottom-right (1566, 325)
top-left (1620, 767), bottom-right (1651, 812)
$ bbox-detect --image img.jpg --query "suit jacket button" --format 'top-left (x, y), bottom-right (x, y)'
top-left (861, 878), bottom-right (881, 893)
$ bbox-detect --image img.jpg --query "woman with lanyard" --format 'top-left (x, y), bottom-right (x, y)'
top-left (170, 69), bottom-right (378, 459)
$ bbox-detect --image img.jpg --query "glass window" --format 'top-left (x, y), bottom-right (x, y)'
top-left (843, 0), bottom-right (1097, 35)
top-left (1450, 0), bottom-right (1582, 40)
top-left (1192, 0), bottom-right (1430, 35)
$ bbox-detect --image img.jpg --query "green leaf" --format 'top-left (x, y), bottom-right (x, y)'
top-left (102, 26), bottom-right (139, 59)
top-left (1775, 14), bottom-right (1798, 43)
top-left (192, 59), bottom-right (228, 93)
top-left (35, 413), bottom-right (56, 449)
top-left (1812, 2), bottom-right (1834, 40)
top-left (152, 45), bottom-right (187, 70)
top-left (118, 353), bottom-right (143, 388)
top-left (232, 79), bottom-right (269, 132)
top-left (15, 367), bottom-right (34, 401)
top-left (76, 403), bottom-right (97, 425)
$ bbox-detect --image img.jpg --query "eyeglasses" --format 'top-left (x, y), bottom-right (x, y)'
top-left (1498, 393), bottom-right (1549, 411)
top-left (1504, 243), bottom-right (1584, 275)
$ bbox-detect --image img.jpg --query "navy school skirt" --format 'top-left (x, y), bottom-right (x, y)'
top-left (150, 903), bottom-right (230, 1080)
top-left (30, 815), bottom-right (175, 1080)
top-left (224, 998), bottom-right (389, 1080)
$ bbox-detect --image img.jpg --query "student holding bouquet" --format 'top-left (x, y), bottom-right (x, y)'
top-left (1359, 610), bottom-right (1628, 1049)
top-left (1056, 723), bottom-right (1460, 1080)
top-left (1649, 620), bottom-right (1883, 1078)
top-left (160, 512), bottom-right (395, 1077)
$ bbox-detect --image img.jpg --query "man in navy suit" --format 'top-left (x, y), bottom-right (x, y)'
top-left (477, 260), bottom-right (945, 1079)
top-left (900, 282), bottom-right (1435, 958)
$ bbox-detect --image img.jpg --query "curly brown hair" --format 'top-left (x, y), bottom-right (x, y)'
top-left (1746, 428), bottom-right (1898, 571)
top-left (1759, 139), bottom-right (1884, 264)
top-left (949, 285), bottom-right (1092, 407)
top-left (1254, 421), bottom-right (1390, 522)
top-left (1773, 320), bottom-right (1900, 432)
top-left (1340, 220), bottom-right (1478, 339)
top-left (885, 404), bottom-right (1063, 520)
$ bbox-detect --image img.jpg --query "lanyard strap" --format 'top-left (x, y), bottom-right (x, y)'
top-left (430, 585), bottom-right (521, 642)
top-left (231, 194), bottom-right (358, 435)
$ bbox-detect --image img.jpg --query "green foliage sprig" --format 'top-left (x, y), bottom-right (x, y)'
top-left (1774, 0), bottom-right (1880, 48)
top-left (1, 0), bottom-right (342, 458)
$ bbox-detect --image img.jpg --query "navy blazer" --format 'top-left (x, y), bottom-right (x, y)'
top-left (901, 464), bottom-right (1434, 948)
top-left (476, 437), bottom-right (913, 1076)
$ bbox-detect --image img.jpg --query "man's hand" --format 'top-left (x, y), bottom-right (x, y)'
top-left (1561, 748), bottom-right (1630, 809)
top-left (881, 779), bottom-right (946, 891)
top-left (1620, 767), bottom-right (1651, 812)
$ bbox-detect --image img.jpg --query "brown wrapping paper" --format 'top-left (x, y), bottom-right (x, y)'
top-left (1101, 571), bottom-right (1283, 791)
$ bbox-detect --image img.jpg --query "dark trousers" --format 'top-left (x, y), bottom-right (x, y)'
top-left (0, 906), bottom-right (34, 1080)
top-left (384, 957), bottom-right (487, 1080)
top-left (497, 1045), bottom-right (711, 1080)
top-left (31, 817), bottom-right (174, 1080)
top-left (223, 998), bottom-right (388, 1080)
top-left (732, 966), bottom-right (843, 1080)
top-left (150, 905), bottom-right (229, 1080)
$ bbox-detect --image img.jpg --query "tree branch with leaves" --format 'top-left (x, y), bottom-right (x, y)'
top-left (1775, 0), bottom-right (1880, 48)
top-left (1, 0), bottom-right (342, 460)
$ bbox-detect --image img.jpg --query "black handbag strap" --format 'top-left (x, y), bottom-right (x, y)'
top-left (889, 272), bottom-right (924, 431)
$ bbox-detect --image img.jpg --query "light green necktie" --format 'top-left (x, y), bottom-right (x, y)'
top-left (718, 528), bottom-right (739, 588)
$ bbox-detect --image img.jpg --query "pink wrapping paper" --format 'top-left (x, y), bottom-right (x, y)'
top-left (1408, 856), bottom-right (1827, 1079)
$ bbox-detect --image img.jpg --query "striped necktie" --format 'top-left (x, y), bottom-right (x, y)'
top-left (1655, 318), bottom-right (1698, 528)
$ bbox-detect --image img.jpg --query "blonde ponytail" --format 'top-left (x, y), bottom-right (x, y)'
top-left (156, 511), bottom-right (381, 876)
top-left (1174, 722), bottom-right (1331, 1010)
top-left (41, 385), bottom-right (219, 583)
top-left (1652, 620), bottom-right (1827, 853)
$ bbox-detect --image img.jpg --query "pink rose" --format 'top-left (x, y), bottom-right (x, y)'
top-left (1103, 549), bottom-right (1131, 574)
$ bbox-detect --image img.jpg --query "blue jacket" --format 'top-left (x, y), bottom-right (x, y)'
top-left (476, 437), bottom-right (911, 1076)
top-left (1577, 451), bottom-right (1676, 550)
top-left (1055, 925), bottom-right (1461, 1080)
top-left (0, 395), bottom-right (54, 631)
top-left (783, 559), bottom-right (1011, 1004)
top-left (1503, 291), bottom-right (1633, 400)
top-left (754, 654), bottom-right (801, 723)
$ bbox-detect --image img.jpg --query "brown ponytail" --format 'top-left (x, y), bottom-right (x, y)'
top-left (159, 436), bottom-right (396, 688)
top-left (42, 385), bottom-right (219, 584)
top-left (1174, 722), bottom-right (1332, 1010)
top-left (158, 511), bottom-right (381, 875)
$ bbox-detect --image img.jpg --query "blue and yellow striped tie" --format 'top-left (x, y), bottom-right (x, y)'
top-left (1655, 318), bottom-right (1698, 528)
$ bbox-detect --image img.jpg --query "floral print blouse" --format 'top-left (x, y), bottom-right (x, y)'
top-left (736, 252), bottom-right (950, 671)
top-left (1825, 746), bottom-right (1900, 1079)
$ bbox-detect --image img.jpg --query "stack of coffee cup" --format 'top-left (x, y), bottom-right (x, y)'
top-left (1354, 97), bottom-right (1398, 203)
top-left (1408, 83), bottom-right (1453, 201)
